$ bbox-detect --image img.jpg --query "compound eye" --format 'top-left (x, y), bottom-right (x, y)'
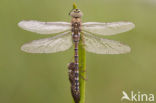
top-left (74, 9), bottom-right (80, 13)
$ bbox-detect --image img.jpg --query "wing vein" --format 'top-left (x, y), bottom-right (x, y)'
top-left (83, 31), bottom-right (131, 54)
top-left (21, 31), bottom-right (73, 53)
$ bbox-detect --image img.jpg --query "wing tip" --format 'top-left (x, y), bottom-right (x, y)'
top-left (20, 44), bottom-right (30, 53)
top-left (20, 46), bottom-right (41, 53)
top-left (119, 21), bottom-right (135, 30)
top-left (114, 44), bottom-right (131, 54)
top-left (20, 44), bottom-right (43, 53)
top-left (18, 20), bottom-right (37, 28)
top-left (121, 46), bottom-right (131, 54)
top-left (18, 20), bottom-right (25, 28)
top-left (127, 22), bottom-right (135, 29)
top-left (20, 44), bottom-right (38, 53)
top-left (18, 20), bottom-right (32, 29)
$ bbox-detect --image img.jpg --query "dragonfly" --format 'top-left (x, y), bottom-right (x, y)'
top-left (68, 62), bottom-right (80, 103)
top-left (18, 9), bottom-right (135, 101)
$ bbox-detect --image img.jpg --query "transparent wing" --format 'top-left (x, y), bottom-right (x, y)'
top-left (21, 31), bottom-right (72, 53)
top-left (83, 32), bottom-right (131, 54)
top-left (18, 20), bottom-right (71, 34)
top-left (82, 21), bottom-right (135, 36)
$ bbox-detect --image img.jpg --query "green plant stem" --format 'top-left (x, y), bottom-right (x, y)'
top-left (78, 36), bottom-right (86, 103)
top-left (73, 3), bottom-right (77, 9)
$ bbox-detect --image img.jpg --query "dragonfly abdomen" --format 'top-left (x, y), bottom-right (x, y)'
top-left (71, 17), bottom-right (82, 102)
top-left (72, 33), bottom-right (80, 92)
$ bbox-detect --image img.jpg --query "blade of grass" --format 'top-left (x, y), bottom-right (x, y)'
top-left (73, 3), bottom-right (77, 9)
top-left (79, 35), bottom-right (86, 103)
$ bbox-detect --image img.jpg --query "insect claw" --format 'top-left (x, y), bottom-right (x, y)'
top-left (80, 74), bottom-right (88, 81)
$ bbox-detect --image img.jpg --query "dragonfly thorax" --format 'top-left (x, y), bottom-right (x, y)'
top-left (69, 9), bottom-right (83, 18)
top-left (71, 18), bottom-right (81, 42)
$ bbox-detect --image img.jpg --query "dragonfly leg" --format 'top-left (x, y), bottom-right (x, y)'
top-left (79, 74), bottom-right (88, 81)
top-left (79, 60), bottom-right (87, 80)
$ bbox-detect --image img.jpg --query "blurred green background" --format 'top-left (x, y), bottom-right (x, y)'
top-left (0, 0), bottom-right (156, 103)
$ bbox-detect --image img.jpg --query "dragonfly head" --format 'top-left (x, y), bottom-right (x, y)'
top-left (69, 9), bottom-right (83, 18)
